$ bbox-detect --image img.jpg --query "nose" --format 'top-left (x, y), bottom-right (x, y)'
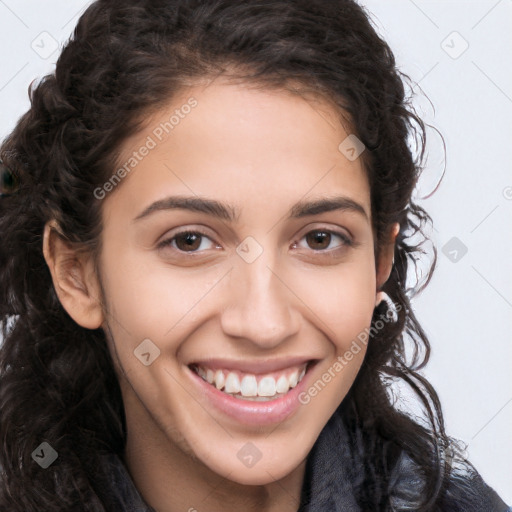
top-left (220, 252), bottom-right (301, 350)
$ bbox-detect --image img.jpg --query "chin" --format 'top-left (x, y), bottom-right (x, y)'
top-left (188, 433), bottom-right (312, 487)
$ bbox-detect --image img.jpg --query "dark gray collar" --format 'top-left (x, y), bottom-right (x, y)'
top-left (100, 410), bottom-right (363, 512)
top-left (98, 409), bottom-right (510, 512)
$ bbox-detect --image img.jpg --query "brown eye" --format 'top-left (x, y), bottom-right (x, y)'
top-left (174, 232), bottom-right (202, 252)
top-left (299, 229), bottom-right (353, 252)
top-left (157, 229), bottom-right (219, 255)
top-left (305, 231), bottom-right (331, 250)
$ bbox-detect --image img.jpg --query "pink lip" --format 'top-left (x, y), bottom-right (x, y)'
top-left (185, 361), bottom-right (316, 426)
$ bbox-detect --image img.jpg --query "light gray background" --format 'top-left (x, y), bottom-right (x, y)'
top-left (0, 0), bottom-right (510, 502)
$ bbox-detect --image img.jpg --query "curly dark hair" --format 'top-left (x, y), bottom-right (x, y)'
top-left (0, 0), bottom-right (469, 510)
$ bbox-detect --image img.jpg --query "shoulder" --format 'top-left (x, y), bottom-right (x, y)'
top-left (388, 450), bottom-right (511, 512)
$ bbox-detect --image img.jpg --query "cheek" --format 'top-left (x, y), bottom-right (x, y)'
top-left (99, 245), bottom-right (212, 340)
top-left (290, 257), bottom-right (377, 352)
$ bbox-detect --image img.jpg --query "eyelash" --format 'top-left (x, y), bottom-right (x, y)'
top-left (157, 227), bottom-right (355, 256)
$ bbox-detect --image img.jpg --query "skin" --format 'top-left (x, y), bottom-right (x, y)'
top-left (43, 77), bottom-right (399, 512)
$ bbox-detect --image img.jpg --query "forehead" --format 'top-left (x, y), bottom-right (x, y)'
top-left (106, 80), bottom-right (371, 220)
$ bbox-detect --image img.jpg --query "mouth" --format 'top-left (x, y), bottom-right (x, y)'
top-left (186, 358), bottom-right (318, 425)
top-left (188, 361), bottom-right (312, 401)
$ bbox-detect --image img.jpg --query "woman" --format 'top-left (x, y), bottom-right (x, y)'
top-left (0, 0), bottom-right (509, 510)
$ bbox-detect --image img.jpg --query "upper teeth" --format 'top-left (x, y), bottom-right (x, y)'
top-left (193, 364), bottom-right (307, 399)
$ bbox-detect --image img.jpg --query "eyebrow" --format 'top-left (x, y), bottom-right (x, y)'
top-left (132, 195), bottom-right (369, 223)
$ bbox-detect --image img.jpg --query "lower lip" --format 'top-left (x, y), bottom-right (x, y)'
top-left (186, 364), bottom-right (314, 426)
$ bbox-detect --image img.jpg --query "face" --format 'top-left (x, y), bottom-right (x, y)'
top-left (95, 79), bottom-right (382, 485)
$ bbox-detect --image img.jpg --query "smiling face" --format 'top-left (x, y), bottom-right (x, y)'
top-left (77, 78), bottom-right (394, 487)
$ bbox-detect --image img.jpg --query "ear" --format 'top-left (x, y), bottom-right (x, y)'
top-left (42, 220), bottom-right (104, 329)
top-left (375, 222), bottom-right (400, 292)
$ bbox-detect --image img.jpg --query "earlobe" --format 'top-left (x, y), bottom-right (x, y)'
top-left (42, 220), bottom-right (104, 330)
top-left (375, 222), bottom-right (400, 292)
